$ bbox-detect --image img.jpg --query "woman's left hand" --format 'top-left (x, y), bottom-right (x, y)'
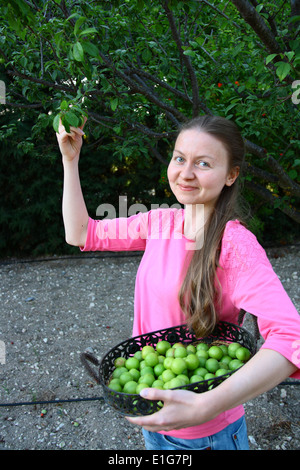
top-left (126, 349), bottom-right (299, 433)
top-left (125, 387), bottom-right (213, 432)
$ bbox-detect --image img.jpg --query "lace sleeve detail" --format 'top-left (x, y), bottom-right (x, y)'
top-left (220, 220), bottom-right (269, 295)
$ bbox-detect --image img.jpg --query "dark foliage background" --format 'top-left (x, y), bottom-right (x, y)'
top-left (0, 0), bottom-right (299, 258)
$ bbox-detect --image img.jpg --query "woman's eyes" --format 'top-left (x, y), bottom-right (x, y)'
top-left (173, 156), bottom-right (209, 167)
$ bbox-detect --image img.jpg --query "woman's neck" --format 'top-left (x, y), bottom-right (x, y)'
top-left (184, 204), bottom-right (212, 249)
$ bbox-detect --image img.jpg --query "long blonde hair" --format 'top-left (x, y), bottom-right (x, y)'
top-left (178, 115), bottom-right (245, 338)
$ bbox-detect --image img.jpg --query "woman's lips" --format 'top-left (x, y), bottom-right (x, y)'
top-left (177, 184), bottom-right (198, 191)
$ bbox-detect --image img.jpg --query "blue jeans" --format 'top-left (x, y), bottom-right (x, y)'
top-left (142, 416), bottom-right (249, 450)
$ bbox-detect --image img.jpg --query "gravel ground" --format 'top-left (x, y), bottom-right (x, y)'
top-left (0, 245), bottom-right (299, 451)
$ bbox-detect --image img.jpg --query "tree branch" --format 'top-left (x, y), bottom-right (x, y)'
top-left (244, 179), bottom-right (300, 224)
top-left (245, 139), bottom-right (300, 198)
top-left (4, 101), bottom-right (43, 109)
top-left (88, 111), bottom-right (177, 140)
top-left (248, 0), bottom-right (278, 36)
top-left (147, 144), bottom-right (169, 166)
top-left (126, 66), bottom-right (192, 103)
top-left (230, 0), bottom-right (283, 54)
top-left (95, 49), bottom-right (187, 122)
top-left (55, 0), bottom-right (188, 122)
top-left (244, 161), bottom-right (279, 185)
top-left (22, 0), bottom-right (40, 12)
top-left (160, 0), bottom-right (208, 117)
top-left (197, 0), bottom-right (241, 29)
top-left (6, 68), bottom-right (76, 94)
top-left (289, 0), bottom-right (300, 35)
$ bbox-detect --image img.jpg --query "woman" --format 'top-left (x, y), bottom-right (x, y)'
top-left (57, 115), bottom-right (300, 450)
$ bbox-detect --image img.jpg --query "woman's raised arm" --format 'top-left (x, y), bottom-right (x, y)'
top-left (56, 119), bottom-right (89, 247)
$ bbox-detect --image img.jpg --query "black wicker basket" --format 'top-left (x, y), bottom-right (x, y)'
top-left (81, 321), bottom-right (256, 416)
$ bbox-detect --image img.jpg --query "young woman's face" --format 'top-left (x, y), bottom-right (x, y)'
top-left (167, 129), bottom-right (239, 211)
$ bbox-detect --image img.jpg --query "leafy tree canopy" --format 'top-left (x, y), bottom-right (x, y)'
top-left (0, 0), bottom-right (299, 255)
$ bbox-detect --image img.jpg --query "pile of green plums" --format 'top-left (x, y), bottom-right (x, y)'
top-left (107, 339), bottom-right (251, 394)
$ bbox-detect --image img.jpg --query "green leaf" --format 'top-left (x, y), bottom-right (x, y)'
top-left (64, 111), bottom-right (79, 128)
top-left (79, 27), bottom-right (98, 37)
top-left (288, 15), bottom-right (300, 24)
top-left (65, 13), bottom-right (81, 24)
top-left (60, 100), bottom-right (68, 111)
top-left (294, 52), bottom-right (300, 65)
top-left (74, 17), bottom-right (87, 36)
top-left (288, 169), bottom-right (298, 179)
top-left (113, 125), bottom-right (122, 135)
top-left (225, 102), bottom-right (238, 114)
top-left (137, 0), bottom-right (144, 12)
top-left (73, 42), bottom-right (84, 62)
top-left (78, 115), bottom-right (85, 127)
top-left (183, 49), bottom-right (196, 57)
top-left (71, 106), bottom-right (88, 118)
top-left (285, 51), bottom-right (295, 62)
top-left (142, 48), bottom-right (152, 62)
top-left (61, 116), bottom-right (70, 133)
top-left (275, 62), bottom-right (291, 81)
top-left (53, 114), bottom-right (60, 133)
top-left (110, 98), bottom-right (118, 111)
top-left (82, 42), bottom-right (100, 57)
top-left (266, 54), bottom-right (277, 65)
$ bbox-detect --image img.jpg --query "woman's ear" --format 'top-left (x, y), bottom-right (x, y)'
top-left (225, 166), bottom-right (240, 186)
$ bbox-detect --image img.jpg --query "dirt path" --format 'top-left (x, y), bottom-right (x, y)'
top-left (0, 246), bottom-right (299, 450)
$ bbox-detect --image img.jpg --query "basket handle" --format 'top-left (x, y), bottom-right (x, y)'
top-left (80, 351), bottom-right (101, 384)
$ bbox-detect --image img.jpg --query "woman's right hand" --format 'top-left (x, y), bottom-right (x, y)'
top-left (56, 117), bottom-right (87, 162)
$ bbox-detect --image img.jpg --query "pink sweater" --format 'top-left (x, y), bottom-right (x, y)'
top-left (81, 208), bottom-right (300, 439)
